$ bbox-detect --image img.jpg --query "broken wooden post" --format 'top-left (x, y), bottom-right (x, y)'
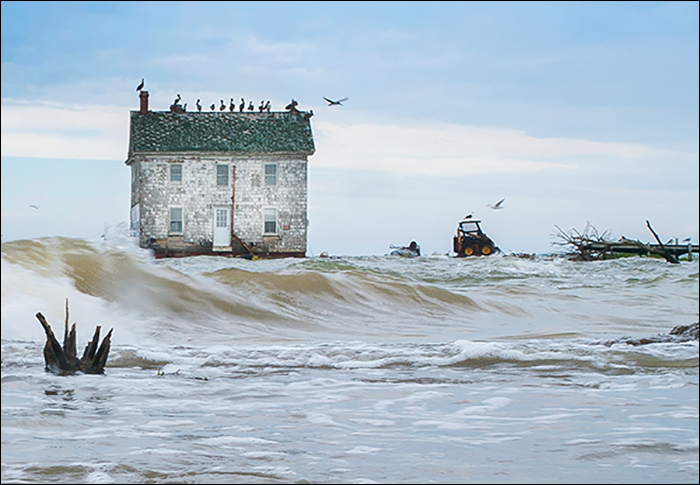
top-left (646, 220), bottom-right (680, 264)
top-left (36, 299), bottom-right (112, 375)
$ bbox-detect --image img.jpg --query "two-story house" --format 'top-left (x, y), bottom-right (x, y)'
top-left (125, 91), bottom-right (315, 258)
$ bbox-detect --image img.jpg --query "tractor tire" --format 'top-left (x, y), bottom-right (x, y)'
top-left (481, 245), bottom-right (492, 255)
top-left (464, 246), bottom-right (474, 256)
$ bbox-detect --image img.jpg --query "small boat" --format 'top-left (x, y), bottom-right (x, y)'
top-left (390, 241), bottom-right (421, 257)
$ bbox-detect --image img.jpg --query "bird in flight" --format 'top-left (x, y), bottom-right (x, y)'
top-left (136, 78), bottom-right (144, 91)
top-left (323, 97), bottom-right (349, 106)
top-left (29, 204), bottom-right (39, 209)
top-left (487, 198), bottom-right (505, 210)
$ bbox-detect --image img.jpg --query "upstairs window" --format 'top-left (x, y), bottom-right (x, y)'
top-left (217, 164), bottom-right (229, 186)
top-left (264, 208), bottom-right (277, 234)
top-left (264, 164), bottom-right (277, 186)
top-left (170, 163), bottom-right (182, 183)
top-left (169, 207), bottom-right (183, 234)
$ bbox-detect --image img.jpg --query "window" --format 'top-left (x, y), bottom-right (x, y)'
top-left (264, 208), bottom-right (277, 234)
top-left (170, 163), bottom-right (182, 183)
top-left (170, 207), bottom-right (183, 234)
top-left (264, 164), bottom-right (277, 186)
top-left (216, 208), bottom-right (228, 228)
top-left (217, 164), bottom-right (229, 186)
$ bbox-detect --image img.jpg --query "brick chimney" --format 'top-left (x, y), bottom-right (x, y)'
top-left (139, 91), bottom-right (149, 114)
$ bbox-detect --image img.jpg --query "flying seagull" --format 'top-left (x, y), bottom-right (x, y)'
top-left (136, 78), bottom-right (144, 91)
top-left (488, 198), bottom-right (505, 210)
top-left (323, 97), bottom-right (349, 106)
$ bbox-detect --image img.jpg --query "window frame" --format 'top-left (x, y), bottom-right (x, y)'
top-left (216, 164), bottom-right (229, 187)
top-left (264, 163), bottom-right (277, 186)
top-left (170, 163), bottom-right (183, 183)
top-left (263, 207), bottom-right (277, 234)
top-left (169, 207), bottom-right (183, 235)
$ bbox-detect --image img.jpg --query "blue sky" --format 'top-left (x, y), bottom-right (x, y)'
top-left (2, 1), bottom-right (698, 255)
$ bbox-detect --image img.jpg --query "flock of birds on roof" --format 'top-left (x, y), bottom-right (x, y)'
top-left (136, 79), bottom-right (345, 120)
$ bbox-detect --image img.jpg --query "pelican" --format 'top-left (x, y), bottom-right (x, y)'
top-left (323, 96), bottom-right (348, 106)
top-left (136, 78), bottom-right (144, 91)
top-left (487, 198), bottom-right (505, 210)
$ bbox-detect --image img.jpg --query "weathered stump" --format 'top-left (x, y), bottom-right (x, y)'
top-left (36, 299), bottom-right (113, 375)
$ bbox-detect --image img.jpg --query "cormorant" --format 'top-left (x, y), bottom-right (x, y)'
top-left (239, 98), bottom-right (245, 112)
top-left (248, 101), bottom-right (254, 111)
top-left (196, 99), bottom-right (202, 112)
top-left (210, 103), bottom-right (216, 111)
top-left (230, 98), bottom-right (235, 112)
top-left (136, 78), bottom-right (144, 91)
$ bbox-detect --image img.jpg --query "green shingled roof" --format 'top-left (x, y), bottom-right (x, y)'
top-left (129, 111), bottom-right (315, 154)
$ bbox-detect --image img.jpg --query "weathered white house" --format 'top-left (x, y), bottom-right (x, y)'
top-left (126, 92), bottom-right (315, 258)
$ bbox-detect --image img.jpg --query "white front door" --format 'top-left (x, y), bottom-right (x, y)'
top-left (213, 207), bottom-right (231, 248)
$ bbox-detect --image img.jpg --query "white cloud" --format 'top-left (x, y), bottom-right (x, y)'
top-left (1, 100), bottom-right (129, 160)
top-left (312, 120), bottom-right (697, 176)
top-left (2, 100), bottom-right (696, 175)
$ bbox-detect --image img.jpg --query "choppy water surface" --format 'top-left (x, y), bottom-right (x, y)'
top-left (2, 236), bottom-right (698, 483)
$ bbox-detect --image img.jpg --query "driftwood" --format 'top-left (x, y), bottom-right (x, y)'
top-left (36, 299), bottom-right (112, 375)
top-left (553, 221), bottom-right (681, 263)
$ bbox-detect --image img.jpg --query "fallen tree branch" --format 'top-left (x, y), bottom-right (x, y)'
top-left (36, 299), bottom-right (112, 375)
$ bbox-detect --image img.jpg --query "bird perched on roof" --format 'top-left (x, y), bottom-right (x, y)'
top-left (136, 78), bottom-right (144, 91)
top-left (323, 96), bottom-right (348, 106)
top-left (239, 98), bottom-right (245, 113)
top-left (265, 100), bottom-right (271, 113)
top-left (683, 237), bottom-right (692, 243)
top-left (302, 109), bottom-right (314, 120)
top-left (229, 98), bottom-right (235, 112)
top-left (220, 100), bottom-right (226, 111)
top-left (173, 94), bottom-right (181, 105)
top-left (248, 101), bottom-right (254, 111)
top-left (259, 100), bottom-right (265, 112)
top-left (196, 99), bottom-right (202, 112)
top-left (210, 103), bottom-right (216, 111)
top-left (488, 198), bottom-right (505, 210)
top-left (463, 213), bottom-right (473, 219)
top-left (285, 99), bottom-right (300, 114)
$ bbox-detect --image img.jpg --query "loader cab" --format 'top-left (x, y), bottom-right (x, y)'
top-left (453, 218), bottom-right (498, 257)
